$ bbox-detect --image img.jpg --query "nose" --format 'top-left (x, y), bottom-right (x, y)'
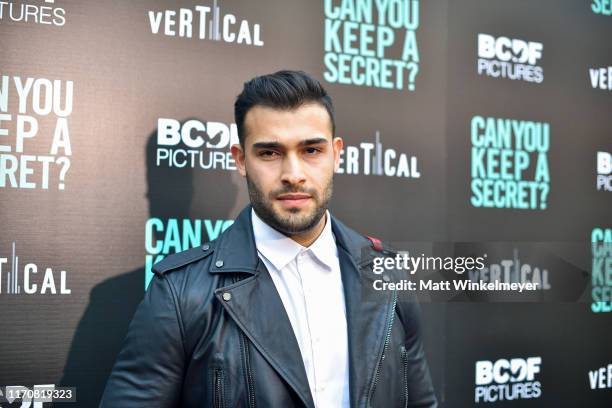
top-left (280, 152), bottom-right (306, 186)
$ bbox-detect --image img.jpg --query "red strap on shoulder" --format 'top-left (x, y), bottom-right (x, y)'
top-left (366, 235), bottom-right (383, 252)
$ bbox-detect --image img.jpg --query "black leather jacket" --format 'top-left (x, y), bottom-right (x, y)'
top-left (100, 205), bottom-right (437, 407)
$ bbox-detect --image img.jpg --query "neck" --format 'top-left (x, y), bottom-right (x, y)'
top-left (289, 212), bottom-right (327, 247)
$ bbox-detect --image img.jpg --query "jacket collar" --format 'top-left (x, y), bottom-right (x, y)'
top-left (209, 204), bottom-right (369, 274)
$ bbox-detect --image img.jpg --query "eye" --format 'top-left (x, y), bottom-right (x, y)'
top-left (257, 150), bottom-right (280, 159)
top-left (304, 147), bottom-right (321, 155)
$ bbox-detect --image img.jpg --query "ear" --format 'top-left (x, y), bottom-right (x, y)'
top-left (332, 137), bottom-right (344, 173)
top-left (231, 143), bottom-right (247, 177)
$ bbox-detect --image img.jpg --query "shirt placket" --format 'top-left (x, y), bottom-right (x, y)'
top-left (297, 249), bottom-right (327, 407)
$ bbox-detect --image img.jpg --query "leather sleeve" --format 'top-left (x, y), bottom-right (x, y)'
top-left (99, 274), bottom-right (186, 407)
top-left (397, 300), bottom-right (439, 408)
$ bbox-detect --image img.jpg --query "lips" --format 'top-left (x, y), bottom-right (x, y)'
top-left (276, 193), bottom-right (311, 206)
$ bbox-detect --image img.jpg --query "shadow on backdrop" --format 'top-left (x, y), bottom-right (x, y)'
top-left (59, 122), bottom-right (240, 407)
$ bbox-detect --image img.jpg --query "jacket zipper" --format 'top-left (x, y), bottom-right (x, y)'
top-left (234, 274), bottom-right (256, 408)
top-left (367, 289), bottom-right (398, 406)
top-left (401, 344), bottom-right (409, 408)
top-left (240, 331), bottom-right (256, 408)
top-left (213, 368), bottom-right (225, 408)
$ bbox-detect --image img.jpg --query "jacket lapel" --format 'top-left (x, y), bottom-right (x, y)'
top-left (211, 206), bottom-right (315, 408)
top-left (215, 261), bottom-right (315, 408)
top-left (333, 219), bottom-right (394, 408)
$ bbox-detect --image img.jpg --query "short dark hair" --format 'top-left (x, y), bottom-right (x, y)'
top-left (234, 70), bottom-right (335, 146)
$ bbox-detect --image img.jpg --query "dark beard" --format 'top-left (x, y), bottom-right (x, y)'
top-left (246, 173), bottom-right (333, 236)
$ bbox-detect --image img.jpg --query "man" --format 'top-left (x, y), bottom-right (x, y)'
top-left (100, 70), bottom-right (437, 407)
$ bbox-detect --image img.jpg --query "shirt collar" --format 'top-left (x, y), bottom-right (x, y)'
top-left (251, 208), bottom-right (338, 271)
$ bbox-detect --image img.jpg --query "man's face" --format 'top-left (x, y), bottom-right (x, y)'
top-left (231, 103), bottom-right (343, 235)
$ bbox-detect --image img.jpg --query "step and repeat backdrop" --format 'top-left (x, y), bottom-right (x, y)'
top-left (0, 0), bottom-right (610, 407)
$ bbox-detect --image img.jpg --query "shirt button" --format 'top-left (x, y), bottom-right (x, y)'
top-left (215, 260), bottom-right (224, 268)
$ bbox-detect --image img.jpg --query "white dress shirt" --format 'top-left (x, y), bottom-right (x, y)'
top-left (251, 208), bottom-right (350, 408)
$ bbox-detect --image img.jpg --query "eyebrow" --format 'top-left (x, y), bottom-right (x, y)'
top-left (251, 137), bottom-right (329, 150)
